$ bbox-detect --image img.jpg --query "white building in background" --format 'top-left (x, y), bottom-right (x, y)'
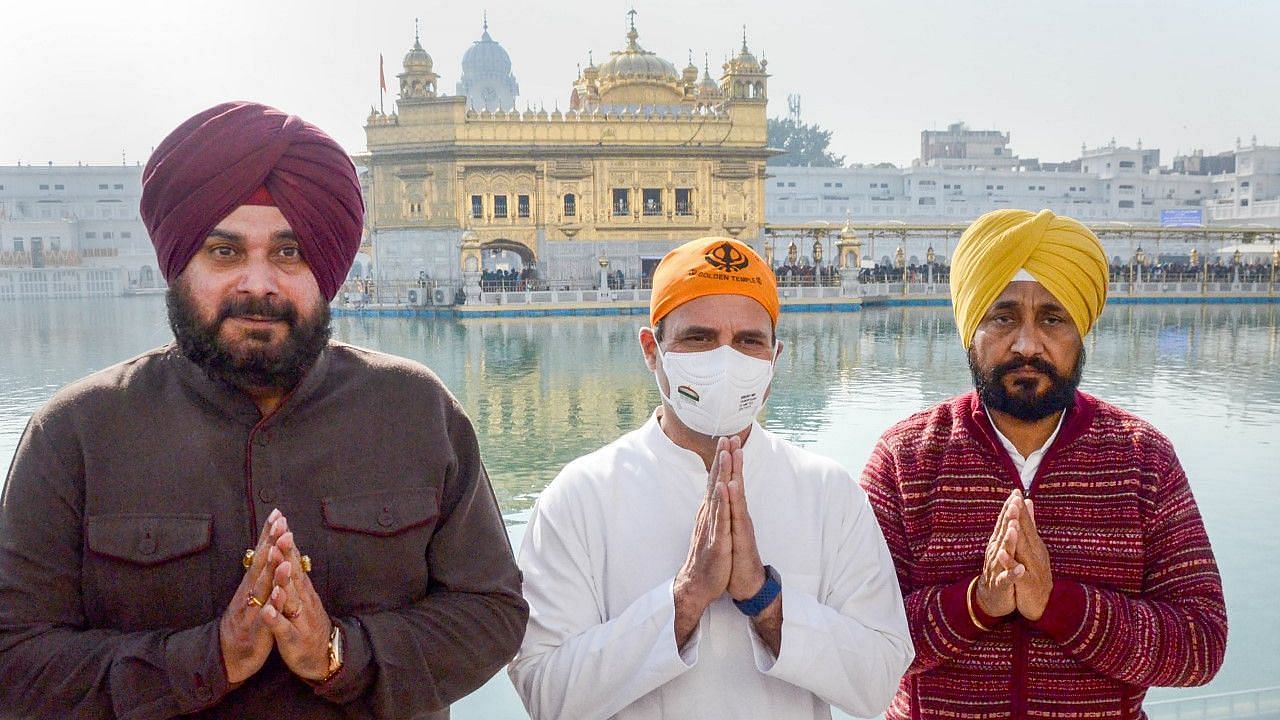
top-left (455, 18), bottom-right (520, 111)
top-left (768, 130), bottom-right (1280, 230)
top-left (0, 163), bottom-right (159, 289)
top-left (919, 122), bottom-right (1019, 171)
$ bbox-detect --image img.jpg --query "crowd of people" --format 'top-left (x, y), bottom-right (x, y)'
top-left (481, 266), bottom-right (539, 292)
top-left (1106, 258), bottom-right (1277, 282)
top-left (772, 262), bottom-right (842, 286)
top-left (771, 261), bottom-right (956, 285)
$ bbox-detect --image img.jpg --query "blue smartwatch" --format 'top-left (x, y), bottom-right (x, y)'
top-left (733, 564), bottom-right (782, 616)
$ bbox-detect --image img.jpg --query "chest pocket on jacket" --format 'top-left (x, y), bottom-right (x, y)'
top-left (319, 488), bottom-right (439, 614)
top-left (83, 513), bottom-right (214, 631)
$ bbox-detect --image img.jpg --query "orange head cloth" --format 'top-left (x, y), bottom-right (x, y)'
top-left (649, 236), bottom-right (779, 326)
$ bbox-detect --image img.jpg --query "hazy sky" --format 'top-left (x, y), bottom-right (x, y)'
top-left (4, 0), bottom-right (1278, 168)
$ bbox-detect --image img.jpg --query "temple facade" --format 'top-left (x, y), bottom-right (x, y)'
top-left (362, 14), bottom-right (772, 293)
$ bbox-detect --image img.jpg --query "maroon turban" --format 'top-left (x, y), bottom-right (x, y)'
top-left (141, 101), bottom-right (364, 300)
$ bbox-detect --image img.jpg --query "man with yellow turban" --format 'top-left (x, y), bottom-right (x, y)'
top-left (511, 236), bottom-right (913, 719)
top-left (860, 209), bottom-right (1227, 719)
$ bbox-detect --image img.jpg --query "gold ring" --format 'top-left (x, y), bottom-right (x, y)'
top-left (283, 607), bottom-right (301, 620)
top-left (242, 548), bottom-right (255, 569)
top-left (246, 594), bottom-right (264, 608)
top-left (300, 555), bottom-right (312, 574)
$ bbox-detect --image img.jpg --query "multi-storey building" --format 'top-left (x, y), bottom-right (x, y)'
top-left (0, 163), bottom-right (158, 296)
top-left (920, 122), bottom-right (1018, 171)
top-left (768, 135), bottom-right (1280, 229)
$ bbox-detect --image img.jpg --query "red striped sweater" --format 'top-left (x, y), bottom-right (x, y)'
top-left (860, 390), bottom-right (1227, 720)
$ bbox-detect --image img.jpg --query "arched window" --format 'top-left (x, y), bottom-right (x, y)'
top-left (563, 193), bottom-right (577, 218)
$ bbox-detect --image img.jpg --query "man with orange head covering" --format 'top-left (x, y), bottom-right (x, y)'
top-left (0, 102), bottom-right (526, 718)
top-left (860, 209), bottom-right (1227, 719)
top-left (511, 237), bottom-right (912, 719)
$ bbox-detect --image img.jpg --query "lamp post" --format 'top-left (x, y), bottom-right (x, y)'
top-left (867, 231), bottom-right (877, 282)
top-left (895, 245), bottom-right (906, 295)
top-left (926, 245), bottom-right (936, 285)
top-left (811, 236), bottom-right (824, 288)
top-left (1188, 247), bottom-right (1199, 284)
top-left (1135, 246), bottom-right (1146, 285)
top-left (1232, 248), bottom-right (1242, 285)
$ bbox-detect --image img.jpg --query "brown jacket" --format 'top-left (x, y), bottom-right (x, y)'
top-left (0, 342), bottom-right (528, 719)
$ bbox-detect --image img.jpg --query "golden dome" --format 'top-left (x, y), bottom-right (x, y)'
top-left (404, 37), bottom-right (433, 73)
top-left (598, 26), bottom-right (679, 84)
top-left (697, 58), bottom-right (721, 97)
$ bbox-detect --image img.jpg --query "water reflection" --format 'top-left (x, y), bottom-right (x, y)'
top-left (2, 298), bottom-right (1277, 713)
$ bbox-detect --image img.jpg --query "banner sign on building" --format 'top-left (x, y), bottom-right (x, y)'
top-left (1160, 209), bottom-right (1204, 227)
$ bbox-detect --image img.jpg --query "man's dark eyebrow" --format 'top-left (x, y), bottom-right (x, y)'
top-left (674, 324), bottom-right (718, 338)
top-left (205, 228), bottom-right (244, 243)
top-left (203, 229), bottom-right (298, 243)
top-left (988, 298), bottom-right (1068, 315)
top-left (734, 329), bottom-right (769, 341)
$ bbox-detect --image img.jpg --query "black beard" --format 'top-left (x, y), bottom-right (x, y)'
top-left (166, 278), bottom-right (330, 393)
top-left (969, 347), bottom-right (1085, 422)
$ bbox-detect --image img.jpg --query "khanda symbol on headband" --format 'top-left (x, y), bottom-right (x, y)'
top-left (704, 242), bottom-right (750, 273)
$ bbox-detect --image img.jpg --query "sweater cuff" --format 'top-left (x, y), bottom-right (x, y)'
top-left (1029, 578), bottom-right (1087, 642)
top-left (940, 576), bottom-right (1003, 640)
top-left (165, 621), bottom-right (234, 714)
top-left (312, 616), bottom-right (375, 704)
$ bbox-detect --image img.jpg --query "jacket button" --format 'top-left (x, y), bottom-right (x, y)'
top-left (377, 510), bottom-right (395, 528)
top-left (138, 536), bottom-right (157, 555)
top-left (258, 487), bottom-right (276, 503)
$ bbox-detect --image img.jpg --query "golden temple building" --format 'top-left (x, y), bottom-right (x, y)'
top-left (361, 13), bottom-right (772, 294)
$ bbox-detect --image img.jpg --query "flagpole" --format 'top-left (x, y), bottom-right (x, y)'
top-left (379, 53), bottom-right (386, 115)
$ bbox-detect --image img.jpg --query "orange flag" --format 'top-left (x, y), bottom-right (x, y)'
top-left (379, 53), bottom-right (387, 93)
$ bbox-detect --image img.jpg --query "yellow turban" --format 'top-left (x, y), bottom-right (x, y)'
top-left (950, 209), bottom-right (1108, 348)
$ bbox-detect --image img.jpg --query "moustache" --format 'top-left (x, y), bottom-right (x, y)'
top-left (216, 297), bottom-right (297, 324)
top-left (990, 356), bottom-right (1062, 381)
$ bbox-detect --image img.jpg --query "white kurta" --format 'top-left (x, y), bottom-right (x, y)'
top-left (509, 412), bottom-right (913, 720)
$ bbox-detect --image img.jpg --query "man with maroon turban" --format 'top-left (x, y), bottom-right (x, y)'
top-left (0, 101), bottom-right (527, 719)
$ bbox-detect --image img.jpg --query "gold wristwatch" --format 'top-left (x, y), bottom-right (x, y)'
top-left (321, 622), bottom-right (344, 683)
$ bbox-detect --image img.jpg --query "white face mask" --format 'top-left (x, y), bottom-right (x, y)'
top-left (654, 341), bottom-right (776, 437)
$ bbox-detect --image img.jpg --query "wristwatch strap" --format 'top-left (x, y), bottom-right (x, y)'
top-left (733, 564), bottom-right (782, 617)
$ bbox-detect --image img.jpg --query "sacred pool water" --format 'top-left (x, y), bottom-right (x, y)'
top-left (2, 297), bottom-right (1276, 718)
